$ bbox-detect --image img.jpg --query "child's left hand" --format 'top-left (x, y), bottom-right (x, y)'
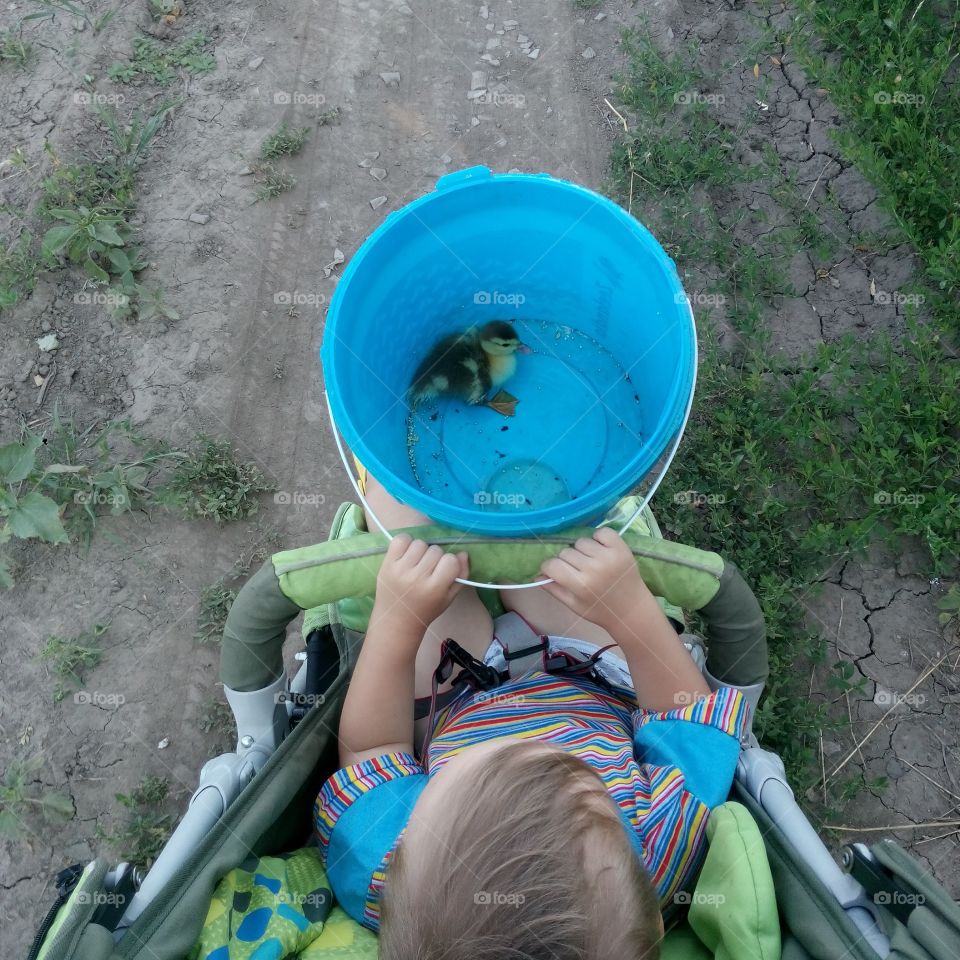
top-left (371, 533), bottom-right (468, 633)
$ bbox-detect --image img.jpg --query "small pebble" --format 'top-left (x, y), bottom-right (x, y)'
top-left (248, 56), bottom-right (264, 70)
top-left (594, 11), bottom-right (606, 20)
top-left (470, 116), bottom-right (480, 126)
top-left (467, 88), bottom-right (488, 100)
top-left (379, 71), bottom-right (401, 86)
top-left (486, 37), bottom-right (500, 50)
top-left (365, 150), bottom-right (381, 159)
top-left (480, 54), bottom-right (500, 66)
top-left (189, 212), bottom-right (211, 224)
top-left (581, 46), bottom-right (596, 60)
top-left (370, 196), bottom-right (388, 209)
top-left (502, 19), bottom-right (518, 29)
top-left (527, 48), bottom-right (540, 59)
top-left (471, 69), bottom-right (486, 90)
top-left (41, 319), bottom-right (52, 332)
top-left (485, 22), bottom-right (494, 31)
top-left (369, 167), bottom-right (387, 181)
top-left (479, 3), bottom-right (488, 18)
top-left (158, 737), bottom-right (170, 750)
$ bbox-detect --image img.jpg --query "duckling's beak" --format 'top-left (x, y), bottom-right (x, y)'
top-left (517, 343), bottom-right (533, 354)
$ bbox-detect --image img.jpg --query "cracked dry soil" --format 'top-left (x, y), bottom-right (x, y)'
top-left (0, 0), bottom-right (956, 953)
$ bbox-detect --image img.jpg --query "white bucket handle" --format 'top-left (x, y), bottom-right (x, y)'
top-left (323, 319), bottom-right (696, 590)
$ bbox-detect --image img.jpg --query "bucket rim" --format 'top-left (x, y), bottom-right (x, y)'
top-left (320, 167), bottom-right (697, 535)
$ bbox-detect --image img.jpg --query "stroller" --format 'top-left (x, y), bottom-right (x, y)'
top-left (28, 497), bottom-right (960, 960)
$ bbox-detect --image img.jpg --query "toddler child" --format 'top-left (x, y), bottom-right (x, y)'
top-left (314, 517), bottom-right (748, 960)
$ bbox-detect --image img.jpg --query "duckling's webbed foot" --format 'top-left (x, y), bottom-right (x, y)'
top-left (485, 389), bottom-right (519, 417)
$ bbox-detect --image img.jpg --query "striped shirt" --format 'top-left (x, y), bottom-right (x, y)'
top-left (316, 674), bottom-right (747, 930)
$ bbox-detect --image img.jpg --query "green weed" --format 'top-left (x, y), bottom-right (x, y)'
top-left (99, 776), bottom-right (173, 868)
top-left (108, 33), bottom-right (215, 85)
top-left (260, 123), bottom-right (310, 160)
top-left (252, 162), bottom-right (296, 202)
top-left (39, 624), bottom-right (107, 701)
top-left (199, 699), bottom-right (235, 743)
top-left (0, 411), bottom-right (184, 586)
top-left (0, 232), bottom-right (43, 309)
top-left (26, 0), bottom-right (116, 34)
top-left (161, 437), bottom-right (272, 524)
top-left (0, 29), bottom-right (33, 65)
top-left (0, 753), bottom-right (74, 835)
top-left (195, 577), bottom-right (237, 644)
top-left (792, 0), bottom-right (960, 316)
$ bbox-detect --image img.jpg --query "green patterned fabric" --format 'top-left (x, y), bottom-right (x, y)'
top-left (189, 848), bottom-right (377, 960)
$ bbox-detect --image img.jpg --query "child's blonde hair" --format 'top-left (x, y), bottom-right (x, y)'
top-left (380, 738), bottom-right (661, 960)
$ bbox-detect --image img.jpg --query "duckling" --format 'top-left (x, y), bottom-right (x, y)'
top-left (407, 320), bottom-right (530, 415)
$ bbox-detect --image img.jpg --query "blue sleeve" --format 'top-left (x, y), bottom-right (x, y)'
top-left (633, 688), bottom-right (747, 808)
top-left (314, 752), bottom-right (428, 927)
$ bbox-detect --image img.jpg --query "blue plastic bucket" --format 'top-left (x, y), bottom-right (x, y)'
top-left (321, 166), bottom-right (696, 536)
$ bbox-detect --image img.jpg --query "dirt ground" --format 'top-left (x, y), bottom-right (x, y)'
top-left (0, 0), bottom-right (956, 954)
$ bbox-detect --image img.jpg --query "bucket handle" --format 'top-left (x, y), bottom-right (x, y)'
top-left (323, 352), bottom-right (696, 591)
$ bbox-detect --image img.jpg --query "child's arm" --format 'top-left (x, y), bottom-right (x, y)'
top-left (338, 534), bottom-right (467, 767)
top-left (538, 527), bottom-right (709, 712)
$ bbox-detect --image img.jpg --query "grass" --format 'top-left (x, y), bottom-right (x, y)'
top-left (792, 0), bottom-right (960, 314)
top-left (108, 33), bottom-right (215, 85)
top-left (1, 101), bottom-right (177, 315)
top-left (194, 577), bottom-right (237, 643)
top-left (0, 753), bottom-right (73, 836)
top-left (39, 624), bottom-right (107, 702)
top-left (1, 411), bottom-right (268, 586)
top-left (252, 162), bottom-right (296, 202)
top-left (27, 0), bottom-right (116, 34)
top-left (99, 776), bottom-right (173, 868)
top-left (260, 123), bottom-right (310, 160)
top-left (161, 436), bottom-right (272, 524)
top-left (612, 27), bottom-right (959, 792)
top-left (0, 29), bottom-right (32, 65)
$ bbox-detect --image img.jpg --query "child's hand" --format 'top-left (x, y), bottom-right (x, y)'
top-left (371, 533), bottom-right (468, 634)
top-left (538, 526), bottom-right (647, 631)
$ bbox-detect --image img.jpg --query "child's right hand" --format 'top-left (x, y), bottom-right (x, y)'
top-left (537, 526), bottom-right (648, 631)
top-left (372, 533), bottom-right (468, 633)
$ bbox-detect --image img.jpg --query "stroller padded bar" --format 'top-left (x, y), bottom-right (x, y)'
top-left (271, 523), bottom-right (725, 607)
top-left (221, 521), bottom-right (767, 694)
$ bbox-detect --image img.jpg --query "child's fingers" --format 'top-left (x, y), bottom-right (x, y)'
top-left (593, 526), bottom-right (622, 547)
top-left (557, 546), bottom-right (587, 571)
top-left (538, 576), bottom-right (580, 612)
top-left (573, 536), bottom-right (604, 558)
top-left (541, 555), bottom-right (585, 587)
top-left (386, 532), bottom-right (413, 559)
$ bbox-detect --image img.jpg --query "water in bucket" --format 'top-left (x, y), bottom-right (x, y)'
top-left (405, 317), bottom-right (644, 517)
top-left (321, 166), bottom-right (695, 535)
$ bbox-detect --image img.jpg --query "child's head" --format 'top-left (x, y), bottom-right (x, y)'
top-left (380, 738), bottom-right (662, 960)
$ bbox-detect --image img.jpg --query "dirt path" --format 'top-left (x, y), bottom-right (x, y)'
top-left (0, 0), bottom-right (956, 954)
